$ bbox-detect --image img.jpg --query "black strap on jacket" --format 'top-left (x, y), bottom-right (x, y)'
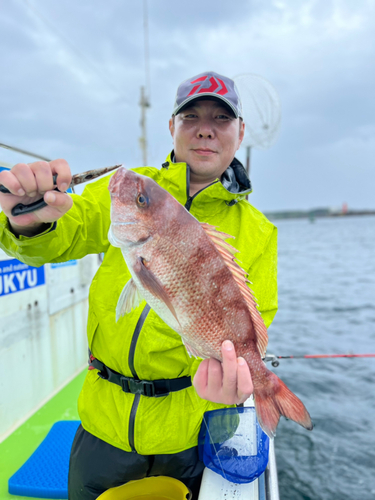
top-left (88, 350), bottom-right (192, 398)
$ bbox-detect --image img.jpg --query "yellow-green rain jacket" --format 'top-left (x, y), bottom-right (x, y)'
top-left (0, 153), bottom-right (278, 455)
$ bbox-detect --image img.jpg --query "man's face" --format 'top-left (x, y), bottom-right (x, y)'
top-left (169, 100), bottom-right (245, 184)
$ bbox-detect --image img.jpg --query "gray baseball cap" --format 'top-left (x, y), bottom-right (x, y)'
top-left (172, 71), bottom-right (243, 119)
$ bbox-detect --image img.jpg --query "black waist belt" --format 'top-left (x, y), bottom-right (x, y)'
top-left (88, 350), bottom-right (192, 398)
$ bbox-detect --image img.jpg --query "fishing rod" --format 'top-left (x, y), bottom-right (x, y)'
top-left (264, 353), bottom-right (375, 367)
top-left (0, 142), bottom-right (51, 162)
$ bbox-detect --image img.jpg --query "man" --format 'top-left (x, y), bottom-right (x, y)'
top-left (0, 71), bottom-right (277, 499)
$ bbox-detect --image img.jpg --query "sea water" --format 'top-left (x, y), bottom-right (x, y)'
top-left (267, 215), bottom-right (375, 499)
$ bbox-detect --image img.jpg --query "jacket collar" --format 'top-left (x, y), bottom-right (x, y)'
top-left (160, 151), bottom-right (252, 209)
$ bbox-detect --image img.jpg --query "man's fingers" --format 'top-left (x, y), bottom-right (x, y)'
top-left (29, 161), bottom-right (54, 194)
top-left (0, 169), bottom-right (26, 196)
top-left (206, 358), bottom-right (223, 396)
top-left (0, 159), bottom-right (73, 232)
top-left (44, 191), bottom-right (73, 212)
top-left (50, 159), bottom-right (72, 192)
top-left (193, 343), bottom-right (254, 405)
top-left (221, 340), bottom-right (238, 398)
top-left (236, 357), bottom-right (253, 403)
top-left (1, 160), bottom-right (72, 198)
top-left (193, 358), bottom-right (223, 402)
top-left (193, 359), bottom-right (209, 397)
top-left (10, 163), bottom-right (38, 196)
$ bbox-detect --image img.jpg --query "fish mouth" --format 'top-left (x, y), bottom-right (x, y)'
top-left (108, 225), bottom-right (135, 248)
top-left (108, 222), bottom-right (151, 248)
top-left (108, 166), bottom-right (127, 195)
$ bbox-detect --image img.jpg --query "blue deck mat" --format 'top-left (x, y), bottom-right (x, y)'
top-left (8, 421), bottom-right (80, 499)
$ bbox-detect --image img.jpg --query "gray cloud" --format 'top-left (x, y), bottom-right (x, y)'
top-left (1, 0), bottom-right (374, 211)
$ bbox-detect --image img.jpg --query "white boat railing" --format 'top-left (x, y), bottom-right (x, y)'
top-left (264, 437), bottom-right (280, 500)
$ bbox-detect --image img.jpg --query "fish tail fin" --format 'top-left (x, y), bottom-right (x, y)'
top-left (253, 368), bottom-right (313, 438)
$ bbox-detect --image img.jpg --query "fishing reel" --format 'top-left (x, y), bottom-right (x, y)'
top-left (263, 353), bottom-right (280, 367)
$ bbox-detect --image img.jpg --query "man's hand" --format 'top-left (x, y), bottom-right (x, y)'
top-left (0, 159), bottom-right (73, 236)
top-left (193, 340), bottom-right (253, 405)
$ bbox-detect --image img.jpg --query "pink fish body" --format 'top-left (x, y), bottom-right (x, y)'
top-left (108, 168), bottom-right (312, 437)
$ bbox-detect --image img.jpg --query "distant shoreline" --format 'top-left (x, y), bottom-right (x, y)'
top-left (264, 209), bottom-right (375, 220)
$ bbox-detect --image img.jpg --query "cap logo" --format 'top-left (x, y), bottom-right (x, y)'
top-left (187, 76), bottom-right (228, 97)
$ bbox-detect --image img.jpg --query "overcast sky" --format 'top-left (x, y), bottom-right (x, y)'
top-left (1, 0), bottom-right (374, 212)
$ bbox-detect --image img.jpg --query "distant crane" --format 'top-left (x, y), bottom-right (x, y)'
top-left (139, 86), bottom-right (150, 166)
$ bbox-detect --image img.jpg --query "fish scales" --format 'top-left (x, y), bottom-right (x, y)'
top-left (108, 167), bottom-right (313, 437)
top-left (122, 203), bottom-right (255, 360)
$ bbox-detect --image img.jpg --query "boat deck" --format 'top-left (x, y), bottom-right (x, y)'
top-left (0, 370), bottom-right (86, 500)
top-left (0, 371), bottom-right (277, 500)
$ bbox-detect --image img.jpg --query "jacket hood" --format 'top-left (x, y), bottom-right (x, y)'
top-left (221, 157), bottom-right (252, 194)
top-left (162, 151), bottom-right (252, 207)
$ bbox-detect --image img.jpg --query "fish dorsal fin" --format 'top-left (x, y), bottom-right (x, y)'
top-left (200, 222), bottom-right (268, 358)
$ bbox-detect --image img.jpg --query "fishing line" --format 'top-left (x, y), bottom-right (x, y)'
top-left (264, 353), bottom-right (375, 367)
top-left (280, 353), bottom-right (375, 359)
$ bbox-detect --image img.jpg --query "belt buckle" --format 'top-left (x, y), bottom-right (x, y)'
top-left (122, 378), bottom-right (156, 397)
top-left (97, 367), bottom-right (109, 380)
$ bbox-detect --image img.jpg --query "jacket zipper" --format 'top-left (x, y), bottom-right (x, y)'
top-left (128, 163), bottom-right (219, 450)
top-left (128, 304), bottom-right (151, 452)
top-left (184, 164), bottom-right (218, 212)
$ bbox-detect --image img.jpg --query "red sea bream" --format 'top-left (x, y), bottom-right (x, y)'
top-left (108, 168), bottom-right (313, 437)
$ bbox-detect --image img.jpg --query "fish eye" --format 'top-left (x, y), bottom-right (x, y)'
top-left (137, 193), bottom-right (148, 207)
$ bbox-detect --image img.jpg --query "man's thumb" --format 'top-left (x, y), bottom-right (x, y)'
top-left (44, 191), bottom-right (73, 212)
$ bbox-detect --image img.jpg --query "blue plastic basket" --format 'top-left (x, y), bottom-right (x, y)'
top-left (198, 407), bottom-right (269, 484)
top-left (8, 420), bottom-right (80, 499)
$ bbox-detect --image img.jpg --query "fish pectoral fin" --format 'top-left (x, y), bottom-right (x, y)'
top-left (116, 278), bottom-right (143, 321)
top-left (183, 340), bottom-right (202, 358)
top-left (134, 257), bottom-right (180, 326)
top-left (181, 338), bottom-right (210, 359)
